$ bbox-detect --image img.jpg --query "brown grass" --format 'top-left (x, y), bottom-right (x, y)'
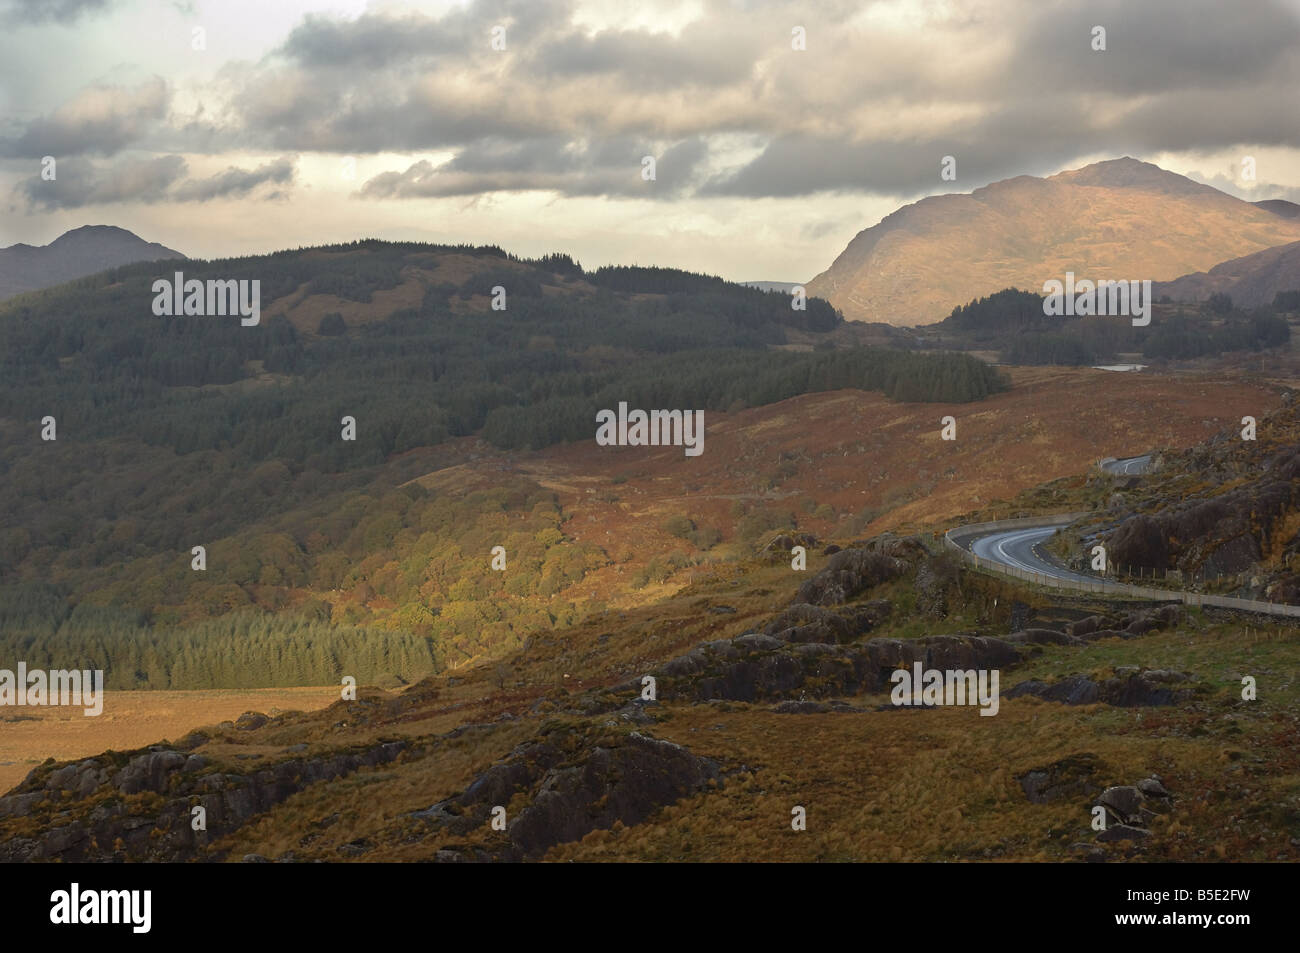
top-left (0, 687), bottom-right (338, 792)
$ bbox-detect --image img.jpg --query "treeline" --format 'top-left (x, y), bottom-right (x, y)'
top-left (5, 475), bottom-right (606, 674)
top-left (934, 287), bottom-right (1294, 365)
top-left (1144, 310), bottom-right (1290, 360)
top-left (942, 288), bottom-right (1051, 333)
top-left (480, 348), bottom-right (1009, 449)
top-left (0, 585), bottom-right (437, 690)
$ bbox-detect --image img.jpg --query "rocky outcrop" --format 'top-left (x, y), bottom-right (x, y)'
top-left (655, 628), bottom-right (1021, 703)
top-left (1018, 753), bottom-right (1104, 804)
top-left (793, 538), bottom-right (924, 606)
top-left (1006, 667), bottom-right (1192, 707)
top-left (0, 740), bottom-right (406, 862)
top-left (1104, 443), bottom-right (1300, 578)
top-left (419, 728), bottom-right (721, 861)
top-left (762, 601), bottom-right (891, 644)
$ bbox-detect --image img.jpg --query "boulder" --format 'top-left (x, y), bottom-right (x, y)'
top-left (1018, 753), bottom-right (1103, 804)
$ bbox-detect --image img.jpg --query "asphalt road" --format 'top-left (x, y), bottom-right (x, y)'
top-left (1100, 454), bottom-right (1153, 475)
top-left (951, 519), bottom-right (1099, 586)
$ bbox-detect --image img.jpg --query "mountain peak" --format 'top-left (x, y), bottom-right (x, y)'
top-left (807, 157), bottom-right (1300, 326)
top-left (0, 226), bottom-right (186, 302)
top-left (1048, 157), bottom-right (1219, 196)
top-left (49, 224), bottom-right (144, 245)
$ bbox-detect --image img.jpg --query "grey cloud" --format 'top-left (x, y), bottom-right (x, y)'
top-left (15, 154), bottom-right (297, 209)
top-left (171, 156), bottom-right (296, 201)
top-left (699, 120), bottom-right (1084, 199)
top-left (0, 77), bottom-right (169, 158)
top-left (1006, 0), bottom-right (1300, 98)
top-left (18, 154), bottom-right (186, 209)
top-left (281, 11), bottom-right (465, 68)
top-left (17, 0), bottom-right (1300, 204)
top-left (1, 0), bottom-right (111, 25)
top-left (358, 135), bottom-right (708, 199)
top-left (524, 22), bottom-right (758, 88)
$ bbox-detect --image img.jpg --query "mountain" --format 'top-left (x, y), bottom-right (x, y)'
top-left (1154, 239), bottom-right (1300, 307)
top-left (1254, 199), bottom-right (1300, 219)
top-left (807, 157), bottom-right (1300, 326)
top-left (0, 225), bottom-right (185, 301)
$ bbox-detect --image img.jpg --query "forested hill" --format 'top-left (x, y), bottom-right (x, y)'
top-left (0, 238), bottom-right (1003, 467)
top-left (0, 238), bottom-right (1008, 688)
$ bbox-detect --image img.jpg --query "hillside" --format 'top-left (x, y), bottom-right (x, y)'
top-left (5, 237), bottom-right (1299, 866)
top-left (0, 225), bottom-right (185, 301)
top-left (1049, 398), bottom-right (1300, 602)
top-left (807, 158), bottom-right (1300, 326)
top-left (1154, 240), bottom-right (1300, 308)
top-left (6, 395), bottom-right (1300, 862)
top-left (0, 240), bottom-right (1005, 688)
top-left (919, 286), bottom-right (1293, 366)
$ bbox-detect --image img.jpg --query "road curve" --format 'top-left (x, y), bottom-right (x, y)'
top-left (948, 518), bottom-right (1091, 586)
top-left (944, 513), bottom-right (1300, 618)
top-left (1099, 454), bottom-right (1152, 476)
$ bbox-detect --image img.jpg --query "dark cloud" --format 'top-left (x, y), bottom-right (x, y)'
top-left (0, 77), bottom-right (169, 158)
top-left (281, 11), bottom-right (465, 68)
top-left (18, 154), bottom-right (186, 209)
top-left (171, 155), bottom-right (296, 201)
top-left (359, 135), bottom-right (707, 199)
top-left (15, 154), bottom-right (297, 209)
top-left (1006, 0), bottom-right (1300, 98)
top-left (11, 0), bottom-right (1300, 204)
top-left (523, 22), bottom-right (758, 88)
top-left (699, 121), bottom-right (1084, 200)
top-left (1, 0), bottom-right (111, 25)
top-left (212, 0), bottom-right (1300, 200)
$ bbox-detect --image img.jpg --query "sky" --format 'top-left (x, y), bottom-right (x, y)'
top-left (2, 0), bottom-right (1300, 282)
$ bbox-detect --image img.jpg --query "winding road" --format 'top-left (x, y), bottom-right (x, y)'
top-left (943, 484), bottom-right (1300, 618)
top-left (1098, 454), bottom-right (1153, 476)
top-left (945, 452), bottom-right (1154, 587)
top-left (946, 517), bottom-right (1086, 582)
top-left (962, 523), bottom-right (1095, 586)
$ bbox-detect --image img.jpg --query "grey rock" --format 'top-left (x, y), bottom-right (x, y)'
top-left (1137, 777), bottom-right (1170, 797)
top-left (1099, 786), bottom-right (1146, 825)
top-left (235, 711), bottom-right (268, 731)
top-left (1097, 824), bottom-right (1150, 843)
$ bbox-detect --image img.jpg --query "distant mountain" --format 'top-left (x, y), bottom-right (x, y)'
top-left (1154, 239), bottom-right (1300, 307)
top-left (740, 281), bottom-right (801, 293)
top-left (807, 157), bottom-right (1300, 326)
top-left (0, 225), bottom-right (185, 301)
top-left (1254, 199), bottom-right (1300, 219)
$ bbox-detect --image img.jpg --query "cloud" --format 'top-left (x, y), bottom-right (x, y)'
top-left (18, 154), bottom-right (186, 209)
top-left (15, 154), bottom-right (298, 209)
top-left (201, 0), bottom-right (1300, 201)
top-left (0, 77), bottom-right (169, 158)
top-left (0, 0), bottom-right (112, 26)
top-left (1183, 167), bottom-right (1300, 205)
top-left (358, 136), bottom-right (707, 199)
top-left (280, 10), bottom-right (466, 68)
top-left (171, 156), bottom-right (296, 201)
top-left (9, 0), bottom-right (1300, 207)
